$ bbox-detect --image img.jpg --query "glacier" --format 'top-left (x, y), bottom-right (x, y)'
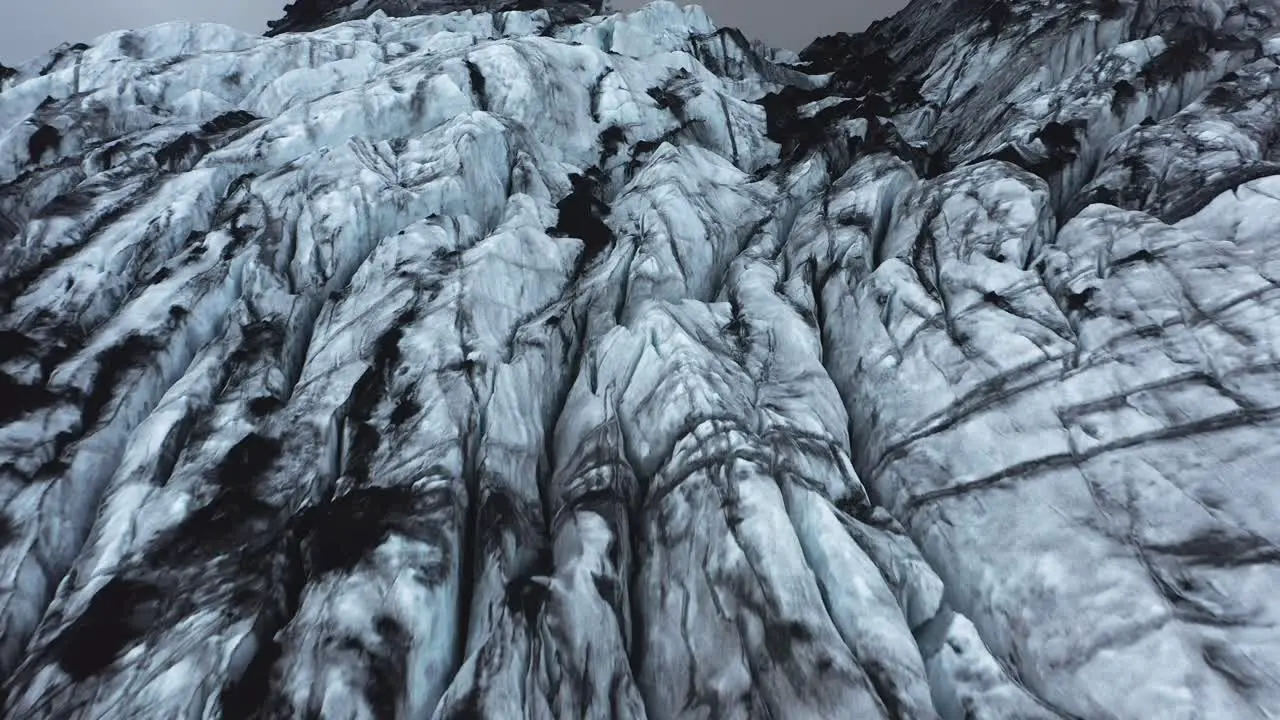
top-left (1, 0), bottom-right (1279, 717)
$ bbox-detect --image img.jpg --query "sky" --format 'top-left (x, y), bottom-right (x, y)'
top-left (1, 1), bottom-right (908, 66)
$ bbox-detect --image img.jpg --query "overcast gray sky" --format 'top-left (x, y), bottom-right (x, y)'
top-left (2, 1), bottom-right (907, 66)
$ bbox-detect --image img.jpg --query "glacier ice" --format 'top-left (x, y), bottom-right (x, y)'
top-left (1, 0), bottom-right (1280, 717)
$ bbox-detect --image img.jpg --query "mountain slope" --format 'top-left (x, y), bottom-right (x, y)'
top-left (0, 0), bottom-right (1278, 717)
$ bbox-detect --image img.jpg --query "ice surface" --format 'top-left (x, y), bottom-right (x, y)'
top-left (1, 0), bottom-right (1280, 717)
